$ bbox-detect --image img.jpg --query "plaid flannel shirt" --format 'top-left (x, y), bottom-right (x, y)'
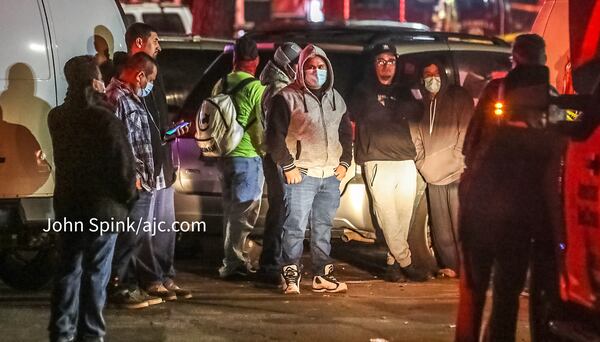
top-left (106, 78), bottom-right (155, 191)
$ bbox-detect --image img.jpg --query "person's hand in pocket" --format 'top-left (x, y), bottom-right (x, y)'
top-left (334, 164), bottom-right (347, 181)
top-left (284, 168), bottom-right (303, 184)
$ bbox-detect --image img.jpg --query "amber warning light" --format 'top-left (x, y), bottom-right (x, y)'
top-left (494, 102), bottom-right (504, 116)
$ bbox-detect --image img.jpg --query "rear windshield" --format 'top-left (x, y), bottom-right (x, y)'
top-left (179, 49), bottom-right (367, 122)
top-left (142, 13), bottom-right (185, 35)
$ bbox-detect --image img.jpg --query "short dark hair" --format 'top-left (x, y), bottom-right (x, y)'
top-left (122, 52), bottom-right (156, 76)
top-left (513, 34), bottom-right (546, 65)
top-left (234, 36), bottom-right (258, 62)
top-left (64, 55), bottom-right (99, 89)
top-left (125, 23), bottom-right (157, 51)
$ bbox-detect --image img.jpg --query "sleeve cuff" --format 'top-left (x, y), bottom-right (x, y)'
top-left (282, 162), bottom-right (296, 172)
top-left (339, 161), bottom-right (350, 170)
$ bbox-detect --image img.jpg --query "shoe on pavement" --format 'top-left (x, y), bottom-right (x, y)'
top-left (164, 280), bottom-right (193, 299)
top-left (146, 283), bottom-right (177, 301)
top-left (312, 264), bottom-right (347, 293)
top-left (108, 288), bottom-right (149, 309)
top-left (137, 288), bottom-right (164, 306)
top-left (220, 264), bottom-right (256, 281)
top-left (255, 270), bottom-right (282, 289)
top-left (281, 264), bottom-right (301, 294)
top-left (401, 263), bottom-right (430, 282)
top-left (384, 262), bottom-right (406, 282)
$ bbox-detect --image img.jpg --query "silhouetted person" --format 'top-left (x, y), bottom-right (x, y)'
top-left (47, 55), bottom-right (136, 342)
top-left (0, 63), bottom-right (51, 196)
top-left (456, 34), bottom-right (565, 342)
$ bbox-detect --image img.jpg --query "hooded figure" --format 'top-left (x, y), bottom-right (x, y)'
top-left (259, 42), bottom-right (301, 121)
top-left (410, 60), bottom-right (474, 277)
top-left (256, 42), bottom-right (301, 286)
top-left (348, 43), bottom-right (427, 283)
top-left (48, 55), bottom-right (136, 341)
top-left (266, 44), bottom-right (352, 295)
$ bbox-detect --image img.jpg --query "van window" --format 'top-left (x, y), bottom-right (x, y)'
top-left (395, 51), bottom-right (453, 88)
top-left (158, 48), bottom-right (222, 110)
top-left (452, 51), bottom-right (511, 101)
top-left (142, 13), bottom-right (185, 35)
top-left (124, 14), bottom-right (136, 28)
top-left (0, 0), bottom-right (50, 80)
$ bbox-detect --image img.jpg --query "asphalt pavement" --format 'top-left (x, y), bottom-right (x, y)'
top-left (0, 237), bottom-right (531, 342)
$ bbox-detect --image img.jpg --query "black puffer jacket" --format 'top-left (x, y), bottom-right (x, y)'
top-left (349, 77), bottom-right (423, 165)
top-left (48, 91), bottom-right (136, 222)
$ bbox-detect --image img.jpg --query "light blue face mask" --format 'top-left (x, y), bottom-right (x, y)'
top-left (137, 81), bottom-right (154, 98)
top-left (316, 69), bottom-right (328, 87)
top-left (305, 68), bottom-right (328, 89)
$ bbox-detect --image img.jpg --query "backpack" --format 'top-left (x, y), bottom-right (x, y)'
top-left (194, 77), bottom-right (259, 157)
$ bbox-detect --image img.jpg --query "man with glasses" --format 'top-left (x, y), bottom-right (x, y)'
top-left (349, 43), bottom-right (427, 282)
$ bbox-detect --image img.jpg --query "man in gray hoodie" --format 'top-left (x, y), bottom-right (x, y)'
top-left (257, 42), bottom-right (301, 286)
top-left (266, 44), bottom-right (353, 295)
top-left (411, 61), bottom-right (474, 276)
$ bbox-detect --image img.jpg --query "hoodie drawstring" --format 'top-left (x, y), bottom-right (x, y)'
top-left (332, 91), bottom-right (336, 111)
top-left (302, 93), bottom-right (308, 113)
top-left (429, 97), bottom-right (437, 135)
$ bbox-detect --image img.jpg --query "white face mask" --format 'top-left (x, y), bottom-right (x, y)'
top-left (424, 76), bottom-right (441, 94)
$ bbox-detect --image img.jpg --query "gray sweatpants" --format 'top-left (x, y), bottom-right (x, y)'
top-left (364, 160), bottom-right (417, 267)
top-left (427, 181), bottom-right (460, 271)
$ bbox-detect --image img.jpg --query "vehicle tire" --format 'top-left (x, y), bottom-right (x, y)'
top-left (0, 237), bottom-right (58, 291)
top-left (407, 187), bottom-right (438, 275)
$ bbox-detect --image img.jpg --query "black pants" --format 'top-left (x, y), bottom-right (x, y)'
top-left (258, 154), bottom-right (285, 275)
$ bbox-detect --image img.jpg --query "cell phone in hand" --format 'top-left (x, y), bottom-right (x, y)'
top-left (163, 121), bottom-right (190, 141)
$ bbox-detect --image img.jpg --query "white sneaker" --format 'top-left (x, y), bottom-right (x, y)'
top-left (281, 264), bottom-right (301, 294)
top-left (312, 264), bottom-right (347, 293)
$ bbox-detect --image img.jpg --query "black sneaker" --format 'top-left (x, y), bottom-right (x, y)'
top-left (221, 264), bottom-right (256, 281)
top-left (401, 263), bottom-right (430, 282)
top-left (164, 280), bottom-right (193, 299)
top-left (146, 283), bottom-right (177, 301)
top-left (281, 264), bottom-right (301, 294)
top-left (384, 263), bottom-right (406, 282)
top-left (255, 270), bottom-right (282, 289)
top-left (108, 288), bottom-right (149, 309)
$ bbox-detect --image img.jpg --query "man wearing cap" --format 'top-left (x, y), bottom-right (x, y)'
top-left (349, 43), bottom-right (427, 282)
top-left (257, 42), bottom-right (302, 286)
top-left (214, 36), bottom-right (266, 279)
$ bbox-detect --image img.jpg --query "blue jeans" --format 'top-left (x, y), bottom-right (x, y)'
top-left (282, 175), bottom-right (340, 275)
top-left (219, 156), bottom-right (264, 277)
top-left (147, 186), bottom-right (177, 283)
top-left (259, 154), bottom-right (285, 275)
top-left (49, 231), bottom-right (117, 341)
top-left (111, 190), bottom-right (157, 288)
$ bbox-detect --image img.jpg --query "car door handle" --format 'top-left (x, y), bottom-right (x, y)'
top-left (0, 156), bottom-right (5, 163)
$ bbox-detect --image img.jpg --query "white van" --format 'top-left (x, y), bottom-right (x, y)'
top-left (121, 2), bottom-right (193, 35)
top-left (0, 0), bottom-right (126, 289)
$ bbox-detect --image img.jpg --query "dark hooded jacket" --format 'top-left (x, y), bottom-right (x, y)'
top-left (48, 90), bottom-right (136, 223)
top-left (349, 60), bottom-right (423, 165)
top-left (411, 62), bottom-right (474, 185)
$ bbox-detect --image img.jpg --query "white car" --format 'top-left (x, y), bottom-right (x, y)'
top-left (121, 2), bottom-right (193, 35)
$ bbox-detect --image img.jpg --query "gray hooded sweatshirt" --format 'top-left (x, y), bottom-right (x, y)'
top-left (265, 44), bottom-right (353, 178)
